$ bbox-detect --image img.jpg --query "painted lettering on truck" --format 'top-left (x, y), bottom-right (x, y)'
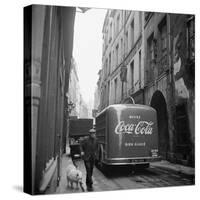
top-left (114, 120), bottom-right (154, 135)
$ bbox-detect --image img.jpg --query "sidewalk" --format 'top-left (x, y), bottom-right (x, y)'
top-left (151, 160), bottom-right (195, 176)
top-left (56, 154), bottom-right (84, 194)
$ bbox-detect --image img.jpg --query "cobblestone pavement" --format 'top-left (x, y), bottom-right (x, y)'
top-left (56, 155), bottom-right (195, 194)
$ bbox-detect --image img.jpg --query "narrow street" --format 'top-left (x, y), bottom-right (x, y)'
top-left (23, 5), bottom-right (195, 195)
top-left (56, 155), bottom-right (194, 194)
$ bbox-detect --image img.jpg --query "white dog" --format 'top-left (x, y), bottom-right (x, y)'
top-left (66, 164), bottom-right (83, 190)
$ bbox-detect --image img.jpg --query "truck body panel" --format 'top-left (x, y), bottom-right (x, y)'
top-left (96, 104), bottom-right (160, 166)
top-left (69, 118), bottom-right (93, 138)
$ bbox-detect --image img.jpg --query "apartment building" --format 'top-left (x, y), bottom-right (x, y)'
top-left (143, 12), bottom-right (194, 165)
top-left (100, 9), bottom-right (144, 110)
top-left (98, 9), bottom-right (194, 167)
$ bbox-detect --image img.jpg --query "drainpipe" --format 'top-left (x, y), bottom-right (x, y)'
top-left (168, 14), bottom-right (176, 162)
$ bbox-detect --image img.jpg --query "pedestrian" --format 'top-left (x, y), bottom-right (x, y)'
top-left (80, 128), bottom-right (97, 191)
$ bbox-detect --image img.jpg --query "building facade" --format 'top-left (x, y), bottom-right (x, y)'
top-left (68, 58), bottom-right (81, 117)
top-left (99, 10), bottom-right (145, 111)
top-left (79, 95), bottom-right (89, 118)
top-left (93, 69), bottom-right (102, 112)
top-left (98, 10), bottom-right (195, 166)
top-left (68, 58), bottom-right (90, 119)
top-left (143, 12), bottom-right (194, 166)
top-left (24, 5), bottom-right (76, 194)
top-left (144, 12), bottom-right (174, 163)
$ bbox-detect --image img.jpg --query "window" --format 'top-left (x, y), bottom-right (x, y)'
top-left (109, 23), bottom-right (112, 43)
top-left (104, 85), bottom-right (106, 107)
top-left (139, 12), bottom-right (142, 33)
top-left (106, 58), bottom-right (108, 76)
top-left (102, 34), bottom-right (105, 53)
top-left (112, 50), bottom-right (115, 69)
top-left (114, 78), bottom-right (118, 103)
top-left (159, 18), bottom-right (167, 58)
top-left (187, 15), bottom-right (195, 60)
top-left (100, 91), bottom-right (103, 109)
top-left (107, 81), bottom-right (110, 106)
top-left (116, 14), bottom-right (120, 34)
top-left (113, 21), bottom-right (116, 37)
top-left (131, 18), bottom-right (134, 48)
top-left (105, 30), bottom-right (108, 49)
top-left (103, 66), bottom-right (106, 80)
top-left (147, 33), bottom-right (154, 82)
top-left (139, 51), bottom-right (141, 87)
top-left (148, 34), bottom-right (154, 63)
top-left (121, 38), bottom-right (123, 61)
top-left (109, 53), bottom-right (111, 74)
top-left (116, 44), bottom-right (119, 66)
top-left (125, 31), bottom-right (129, 55)
top-left (158, 17), bottom-right (168, 74)
top-left (130, 60), bottom-right (134, 89)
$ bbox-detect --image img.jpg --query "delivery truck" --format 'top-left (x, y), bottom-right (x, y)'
top-left (69, 118), bottom-right (93, 159)
top-left (95, 104), bottom-right (160, 169)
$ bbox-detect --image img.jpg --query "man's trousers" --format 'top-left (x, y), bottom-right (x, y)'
top-left (84, 157), bottom-right (95, 188)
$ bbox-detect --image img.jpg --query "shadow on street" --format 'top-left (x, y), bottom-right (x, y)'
top-left (97, 165), bottom-right (157, 178)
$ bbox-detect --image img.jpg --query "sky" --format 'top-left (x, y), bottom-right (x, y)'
top-left (73, 7), bottom-right (107, 105)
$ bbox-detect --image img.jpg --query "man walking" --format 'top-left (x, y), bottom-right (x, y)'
top-left (80, 128), bottom-right (97, 191)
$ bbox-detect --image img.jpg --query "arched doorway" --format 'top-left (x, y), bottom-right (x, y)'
top-left (150, 91), bottom-right (169, 160)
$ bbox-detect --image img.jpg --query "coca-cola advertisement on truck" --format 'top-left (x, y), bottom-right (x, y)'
top-left (95, 104), bottom-right (160, 168)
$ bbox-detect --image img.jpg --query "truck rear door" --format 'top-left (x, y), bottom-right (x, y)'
top-left (107, 105), bottom-right (158, 159)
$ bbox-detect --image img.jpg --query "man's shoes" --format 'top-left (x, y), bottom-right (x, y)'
top-left (87, 187), bottom-right (93, 192)
top-left (87, 184), bottom-right (93, 191)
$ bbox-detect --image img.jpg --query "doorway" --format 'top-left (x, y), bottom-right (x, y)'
top-left (150, 91), bottom-right (169, 160)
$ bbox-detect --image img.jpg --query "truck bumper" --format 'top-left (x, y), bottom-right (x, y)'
top-left (102, 156), bottom-right (161, 165)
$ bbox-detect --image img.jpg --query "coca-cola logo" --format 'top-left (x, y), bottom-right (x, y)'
top-left (114, 121), bottom-right (154, 135)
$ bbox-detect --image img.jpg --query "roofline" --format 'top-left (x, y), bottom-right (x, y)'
top-left (96, 104), bottom-right (156, 117)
